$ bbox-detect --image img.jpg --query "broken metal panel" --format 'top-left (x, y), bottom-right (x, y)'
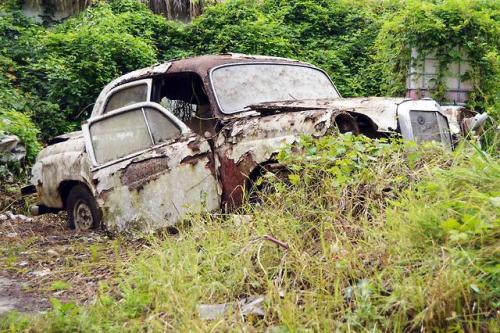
top-left (310, 97), bottom-right (404, 132)
top-left (440, 105), bottom-right (477, 136)
top-left (92, 135), bottom-right (220, 232)
top-left (218, 109), bottom-right (334, 160)
top-left (198, 295), bottom-right (266, 320)
top-left (0, 135), bottom-right (20, 154)
top-left (245, 97), bottom-right (404, 132)
top-left (215, 109), bottom-right (339, 206)
top-left (0, 135), bottom-right (25, 162)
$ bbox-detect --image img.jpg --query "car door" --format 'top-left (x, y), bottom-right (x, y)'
top-left (82, 102), bottom-right (220, 232)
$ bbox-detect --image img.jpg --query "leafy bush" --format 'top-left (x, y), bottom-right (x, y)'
top-left (0, 1), bottom-right (165, 141)
top-left (0, 6), bottom-right (67, 141)
top-left (22, 3), bottom-right (158, 122)
top-left (186, 0), bottom-right (382, 96)
top-left (0, 62), bottom-right (68, 142)
top-left (0, 58), bottom-right (41, 162)
top-left (186, 0), bottom-right (293, 57)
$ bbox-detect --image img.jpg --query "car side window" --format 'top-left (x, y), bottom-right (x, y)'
top-left (143, 107), bottom-right (181, 143)
top-left (104, 83), bottom-right (149, 113)
top-left (151, 73), bottom-right (215, 136)
top-left (89, 107), bottom-right (181, 165)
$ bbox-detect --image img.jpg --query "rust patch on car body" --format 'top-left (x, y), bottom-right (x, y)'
top-left (187, 138), bottom-right (203, 152)
top-left (180, 152), bottom-right (210, 166)
top-left (217, 152), bottom-right (256, 208)
top-left (214, 108), bottom-right (350, 207)
top-left (121, 156), bottom-right (170, 191)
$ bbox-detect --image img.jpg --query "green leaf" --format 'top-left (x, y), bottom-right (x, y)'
top-left (50, 280), bottom-right (71, 291)
top-left (441, 218), bottom-right (460, 231)
top-left (288, 174), bottom-right (301, 186)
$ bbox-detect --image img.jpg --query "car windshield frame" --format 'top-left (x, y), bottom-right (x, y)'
top-left (209, 62), bottom-right (341, 115)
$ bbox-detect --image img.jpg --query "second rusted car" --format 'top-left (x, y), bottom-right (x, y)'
top-left (29, 54), bottom-right (460, 232)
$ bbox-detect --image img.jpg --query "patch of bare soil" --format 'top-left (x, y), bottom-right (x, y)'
top-left (0, 212), bottom-right (137, 314)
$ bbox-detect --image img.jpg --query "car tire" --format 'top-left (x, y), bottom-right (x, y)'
top-left (66, 185), bottom-right (101, 231)
top-left (248, 165), bottom-right (290, 204)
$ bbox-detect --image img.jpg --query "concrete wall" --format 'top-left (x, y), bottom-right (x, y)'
top-left (407, 48), bottom-right (473, 104)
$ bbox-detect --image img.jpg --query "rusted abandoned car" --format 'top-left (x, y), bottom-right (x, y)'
top-left (27, 54), bottom-right (468, 232)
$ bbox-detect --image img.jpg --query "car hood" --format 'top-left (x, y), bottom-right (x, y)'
top-left (36, 131), bottom-right (85, 161)
top-left (245, 97), bottom-right (406, 132)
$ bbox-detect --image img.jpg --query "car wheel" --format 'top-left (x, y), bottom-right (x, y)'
top-left (66, 185), bottom-right (101, 231)
top-left (248, 165), bottom-right (290, 204)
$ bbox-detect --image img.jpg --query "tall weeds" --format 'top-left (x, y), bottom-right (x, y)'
top-left (1, 135), bottom-right (498, 332)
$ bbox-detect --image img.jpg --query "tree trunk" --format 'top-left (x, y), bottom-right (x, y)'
top-left (141, 0), bottom-right (205, 22)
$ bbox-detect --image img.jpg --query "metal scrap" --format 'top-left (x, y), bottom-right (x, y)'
top-left (0, 211), bottom-right (33, 223)
top-left (0, 135), bottom-right (26, 162)
top-left (198, 295), bottom-right (266, 320)
top-left (263, 235), bottom-right (289, 250)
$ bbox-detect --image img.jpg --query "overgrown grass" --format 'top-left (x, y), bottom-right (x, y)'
top-left (1, 135), bottom-right (498, 332)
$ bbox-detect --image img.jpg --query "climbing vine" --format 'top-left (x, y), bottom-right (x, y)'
top-left (373, 0), bottom-right (499, 115)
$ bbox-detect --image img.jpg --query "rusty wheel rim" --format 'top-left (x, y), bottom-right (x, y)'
top-left (73, 200), bottom-right (93, 231)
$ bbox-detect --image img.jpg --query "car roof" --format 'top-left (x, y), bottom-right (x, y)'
top-left (168, 53), bottom-right (306, 76)
top-left (91, 54), bottom-right (313, 117)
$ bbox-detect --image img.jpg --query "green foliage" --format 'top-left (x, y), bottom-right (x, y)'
top-left (187, 0), bottom-right (293, 57)
top-left (0, 109), bottom-right (41, 164)
top-left (187, 0), bottom-right (382, 96)
top-left (373, 0), bottom-right (500, 111)
top-left (2, 0), bottom-right (498, 151)
top-left (0, 6), bottom-right (67, 142)
top-left (0, 68), bottom-right (68, 142)
top-left (0, 55), bottom-right (42, 164)
top-left (22, 3), bottom-right (158, 122)
top-left (0, 1), bottom-right (163, 143)
top-left (49, 280), bottom-right (71, 291)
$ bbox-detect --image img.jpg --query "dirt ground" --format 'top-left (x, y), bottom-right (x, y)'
top-left (0, 212), bottom-right (136, 314)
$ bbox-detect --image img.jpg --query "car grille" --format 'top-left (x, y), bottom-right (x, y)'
top-left (409, 110), bottom-right (452, 147)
